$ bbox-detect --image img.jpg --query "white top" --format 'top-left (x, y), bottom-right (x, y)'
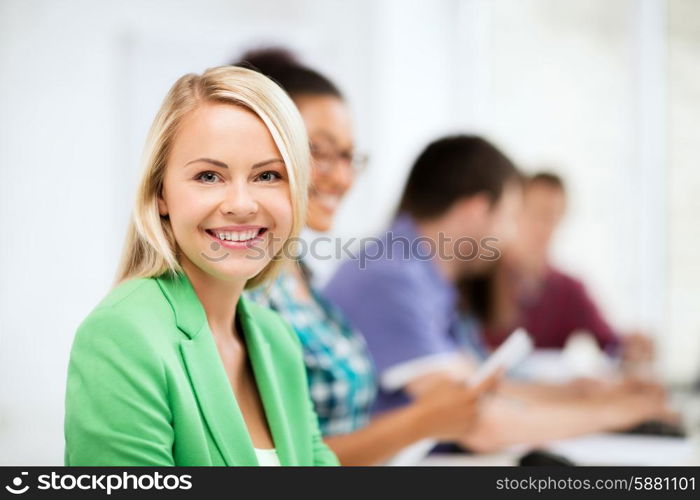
top-left (254, 448), bottom-right (281, 467)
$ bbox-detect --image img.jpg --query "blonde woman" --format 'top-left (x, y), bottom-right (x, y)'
top-left (64, 67), bottom-right (338, 466)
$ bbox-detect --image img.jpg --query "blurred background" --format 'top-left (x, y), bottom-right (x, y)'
top-left (0, 0), bottom-right (698, 464)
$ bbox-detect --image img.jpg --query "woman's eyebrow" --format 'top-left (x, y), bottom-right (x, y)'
top-left (184, 157), bottom-right (284, 169)
top-left (184, 158), bottom-right (229, 169)
top-left (311, 131), bottom-right (354, 151)
top-left (252, 158), bottom-right (285, 169)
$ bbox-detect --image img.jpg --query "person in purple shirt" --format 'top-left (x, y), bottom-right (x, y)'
top-left (326, 136), bottom-right (522, 414)
top-left (326, 214), bottom-right (485, 413)
top-left (326, 137), bottom-right (668, 451)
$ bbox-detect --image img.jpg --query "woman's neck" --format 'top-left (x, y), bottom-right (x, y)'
top-left (180, 257), bottom-right (246, 338)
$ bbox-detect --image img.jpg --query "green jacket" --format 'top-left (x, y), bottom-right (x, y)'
top-left (64, 272), bottom-right (338, 466)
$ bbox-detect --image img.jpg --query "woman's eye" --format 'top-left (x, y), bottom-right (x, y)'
top-left (195, 171), bottom-right (221, 184)
top-left (256, 170), bottom-right (282, 183)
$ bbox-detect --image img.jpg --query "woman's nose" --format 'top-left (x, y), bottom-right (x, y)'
top-left (319, 162), bottom-right (354, 193)
top-left (220, 181), bottom-right (258, 217)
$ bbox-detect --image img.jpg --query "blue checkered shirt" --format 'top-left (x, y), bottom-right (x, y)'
top-left (246, 263), bottom-right (376, 436)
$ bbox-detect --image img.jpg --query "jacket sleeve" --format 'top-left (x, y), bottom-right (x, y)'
top-left (65, 308), bottom-right (175, 465)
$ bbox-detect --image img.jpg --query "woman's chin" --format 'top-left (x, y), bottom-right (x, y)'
top-left (307, 212), bottom-right (334, 233)
top-left (193, 256), bottom-right (272, 284)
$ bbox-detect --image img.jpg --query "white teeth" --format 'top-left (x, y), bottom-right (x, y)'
top-left (214, 230), bottom-right (259, 242)
top-left (315, 193), bottom-right (340, 211)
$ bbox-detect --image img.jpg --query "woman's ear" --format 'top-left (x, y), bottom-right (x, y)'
top-left (157, 196), bottom-right (168, 216)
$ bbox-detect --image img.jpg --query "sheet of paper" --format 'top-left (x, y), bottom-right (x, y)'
top-left (470, 328), bottom-right (533, 385)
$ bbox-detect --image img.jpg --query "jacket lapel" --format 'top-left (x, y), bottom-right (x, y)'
top-left (156, 273), bottom-right (257, 466)
top-left (238, 297), bottom-right (297, 465)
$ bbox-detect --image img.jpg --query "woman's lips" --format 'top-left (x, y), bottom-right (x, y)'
top-left (204, 227), bottom-right (267, 250)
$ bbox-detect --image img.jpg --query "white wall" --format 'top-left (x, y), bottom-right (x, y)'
top-left (667, 0), bottom-right (700, 391)
top-left (0, 0), bottom-right (697, 464)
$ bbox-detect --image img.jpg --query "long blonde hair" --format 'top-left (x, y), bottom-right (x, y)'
top-left (116, 66), bottom-right (309, 288)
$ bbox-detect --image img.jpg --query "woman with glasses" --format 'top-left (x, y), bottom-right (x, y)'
top-left (239, 49), bottom-right (490, 465)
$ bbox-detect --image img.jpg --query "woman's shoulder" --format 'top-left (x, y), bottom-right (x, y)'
top-left (73, 277), bottom-right (175, 353)
top-left (87, 278), bottom-right (172, 321)
top-left (93, 277), bottom-right (160, 307)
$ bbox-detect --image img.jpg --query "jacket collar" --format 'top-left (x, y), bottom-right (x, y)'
top-left (156, 272), bottom-right (207, 340)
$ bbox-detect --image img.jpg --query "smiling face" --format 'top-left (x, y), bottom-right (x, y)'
top-left (157, 102), bottom-right (293, 284)
top-left (294, 95), bottom-right (355, 232)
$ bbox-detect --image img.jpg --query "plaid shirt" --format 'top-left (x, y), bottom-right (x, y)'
top-left (246, 262), bottom-right (376, 436)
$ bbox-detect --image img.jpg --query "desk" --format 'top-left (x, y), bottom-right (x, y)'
top-left (421, 434), bottom-right (700, 466)
top-left (421, 393), bottom-right (700, 466)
